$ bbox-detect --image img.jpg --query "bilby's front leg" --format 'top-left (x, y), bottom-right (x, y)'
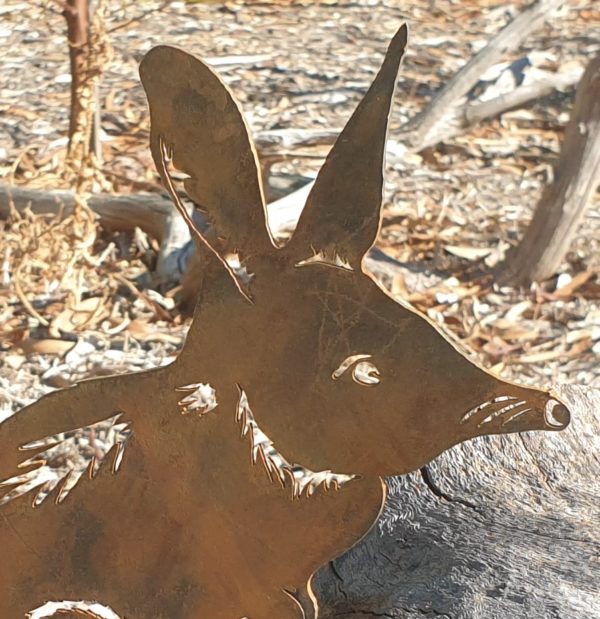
top-left (0, 366), bottom-right (171, 479)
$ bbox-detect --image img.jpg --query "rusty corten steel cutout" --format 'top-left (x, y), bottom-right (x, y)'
top-left (0, 25), bottom-right (571, 619)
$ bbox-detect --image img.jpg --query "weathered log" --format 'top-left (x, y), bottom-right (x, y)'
top-left (498, 53), bottom-right (600, 285)
top-left (313, 383), bottom-right (600, 619)
top-left (0, 181), bottom-right (317, 288)
top-left (0, 176), bottom-right (311, 241)
top-left (0, 185), bottom-right (173, 240)
top-left (463, 69), bottom-right (581, 128)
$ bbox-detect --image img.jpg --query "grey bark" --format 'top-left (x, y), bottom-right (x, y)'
top-left (498, 53), bottom-right (600, 285)
top-left (313, 383), bottom-right (600, 619)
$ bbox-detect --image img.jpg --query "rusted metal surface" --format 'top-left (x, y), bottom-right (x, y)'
top-left (0, 25), bottom-right (570, 619)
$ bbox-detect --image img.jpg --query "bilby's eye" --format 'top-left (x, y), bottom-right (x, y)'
top-left (332, 355), bottom-right (381, 386)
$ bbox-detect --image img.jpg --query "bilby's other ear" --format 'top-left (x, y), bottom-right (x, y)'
top-left (286, 25), bottom-right (408, 270)
top-left (140, 46), bottom-right (274, 257)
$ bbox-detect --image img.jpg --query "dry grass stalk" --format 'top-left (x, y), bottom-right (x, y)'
top-left (63, 0), bottom-right (112, 195)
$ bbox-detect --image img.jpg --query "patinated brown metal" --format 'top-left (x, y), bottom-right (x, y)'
top-left (0, 25), bottom-right (570, 619)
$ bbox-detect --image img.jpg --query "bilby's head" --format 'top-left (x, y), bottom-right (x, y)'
top-left (140, 25), bottom-right (570, 479)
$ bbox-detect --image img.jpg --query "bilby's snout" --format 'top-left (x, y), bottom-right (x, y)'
top-left (460, 392), bottom-right (571, 435)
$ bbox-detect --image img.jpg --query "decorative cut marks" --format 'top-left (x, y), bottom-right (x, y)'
top-left (0, 414), bottom-right (132, 508)
top-left (27, 600), bottom-right (123, 619)
top-left (177, 382), bottom-right (218, 415)
top-left (236, 388), bottom-right (355, 498)
top-left (460, 395), bottom-right (569, 429)
top-left (295, 251), bottom-right (353, 271)
top-left (461, 396), bottom-right (521, 426)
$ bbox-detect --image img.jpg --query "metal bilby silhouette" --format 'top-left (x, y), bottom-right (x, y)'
top-left (0, 25), bottom-right (570, 619)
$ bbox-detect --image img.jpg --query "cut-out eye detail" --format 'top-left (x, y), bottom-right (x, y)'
top-left (332, 355), bottom-right (381, 386)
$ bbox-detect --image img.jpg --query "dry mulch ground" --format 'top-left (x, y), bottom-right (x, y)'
top-left (0, 0), bottom-right (598, 416)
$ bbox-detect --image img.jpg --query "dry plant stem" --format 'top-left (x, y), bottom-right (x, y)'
top-left (498, 53), bottom-right (600, 285)
top-left (401, 0), bottom-right (564, 150)
top-left (60, 0), bottom-right (106, 293)
top-left (112, 273), bottom-right (171, 321)
top-left (63, 0), bottom-right (90, 156)
top-left (62, 0), bottom-right (111, 192)
top-left (13, 262), bottom-right (50, 327)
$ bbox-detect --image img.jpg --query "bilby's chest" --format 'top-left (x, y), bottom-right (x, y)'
top-left (0, 387), bottom-right (384, 619)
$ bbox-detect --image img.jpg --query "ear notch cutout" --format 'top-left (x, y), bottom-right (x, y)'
top-left (140, 45), bottom-right (274, 258)
top-left (286, 24), bottom-right (408, 270)
top-left (152, 136), bottom-right (254, 304)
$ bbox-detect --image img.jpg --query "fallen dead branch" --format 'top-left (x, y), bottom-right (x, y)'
top-left (498, 52), bottom-right (600, 285)
top-left (401, 0), bottom-right (566, 150)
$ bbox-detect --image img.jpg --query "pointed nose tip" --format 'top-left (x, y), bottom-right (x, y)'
top-left (545, 399), bottom-right (570, 429)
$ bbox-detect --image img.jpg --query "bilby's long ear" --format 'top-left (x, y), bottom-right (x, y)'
top-left (140, 46), bottom-right (274, 257)
top-left (286, 25), bottom-right (408, 270)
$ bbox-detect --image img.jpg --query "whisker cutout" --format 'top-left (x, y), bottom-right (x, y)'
top-left (460, 396), bottom-right (517, 424)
